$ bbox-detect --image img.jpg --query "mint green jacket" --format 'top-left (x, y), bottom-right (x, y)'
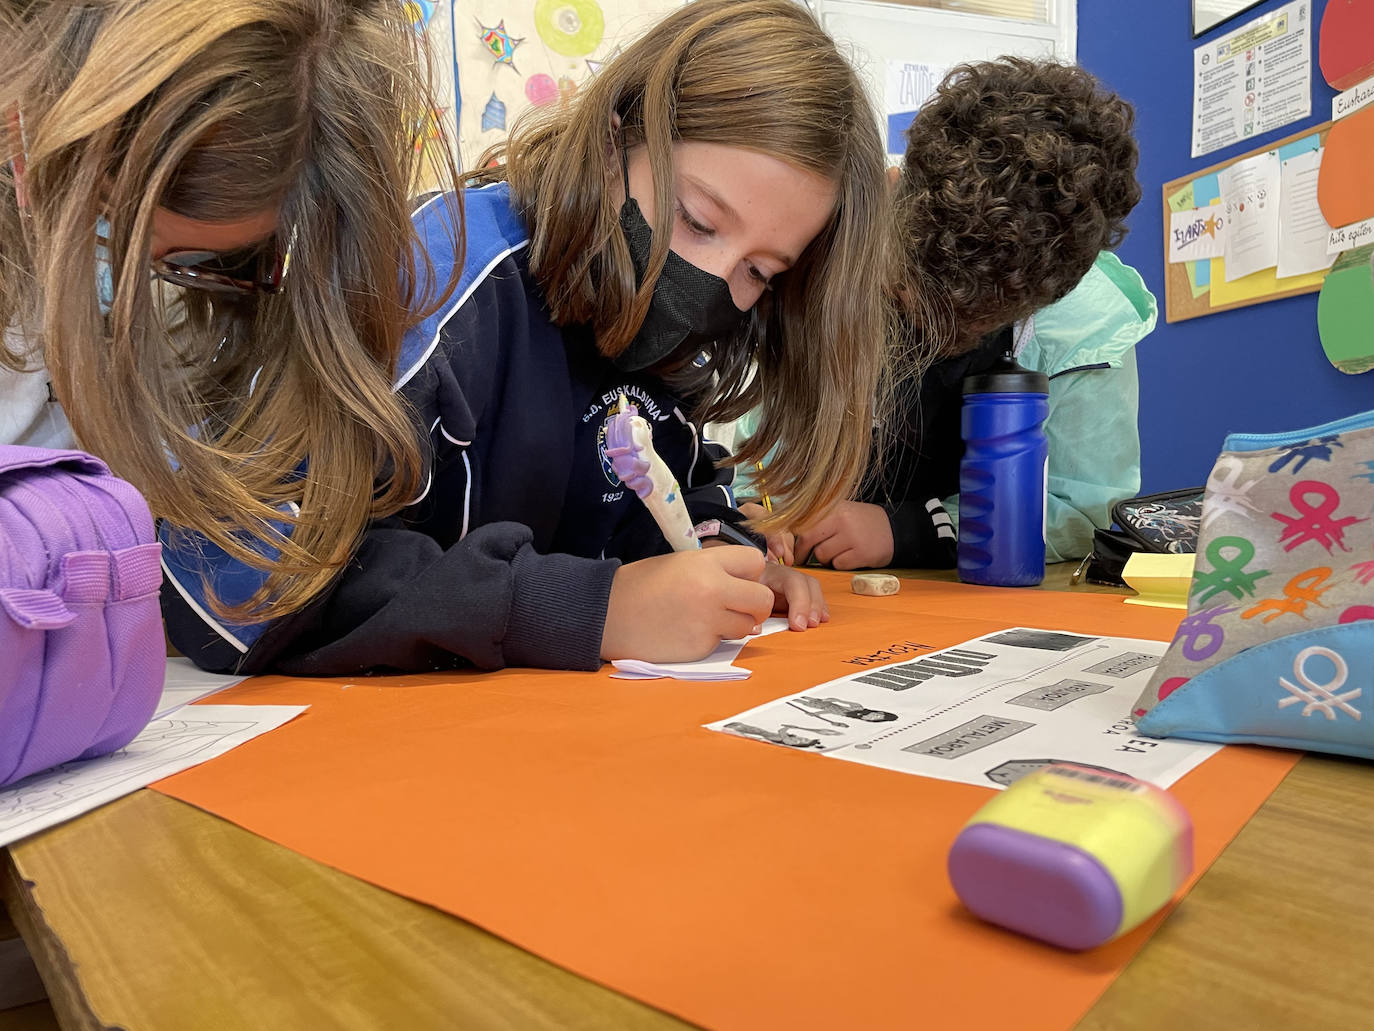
top-left (957, 251), bottom-right (1156, 562)
top-left (730, 252), bottom-right (1158, 564)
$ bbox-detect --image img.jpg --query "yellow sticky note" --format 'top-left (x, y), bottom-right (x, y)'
top-left (1122, 553), bottom-right (1196, 610)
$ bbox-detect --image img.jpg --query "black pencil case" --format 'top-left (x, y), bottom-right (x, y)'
top-left (1081, 487), bottom-right (1206, 586)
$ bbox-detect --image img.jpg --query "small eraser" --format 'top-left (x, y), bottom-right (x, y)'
top-left (851, 573), bottom-right (900, 596)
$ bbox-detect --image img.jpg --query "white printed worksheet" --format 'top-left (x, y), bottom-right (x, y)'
top-left (706, 628), bottom-right (1220, 790)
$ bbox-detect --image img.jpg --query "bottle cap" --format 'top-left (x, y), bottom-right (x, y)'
top-left (963, 352), bottom-right (1049, 396)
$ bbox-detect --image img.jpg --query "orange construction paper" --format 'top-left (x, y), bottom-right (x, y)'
top-left (155, 572), bottom-right (1298, 1031)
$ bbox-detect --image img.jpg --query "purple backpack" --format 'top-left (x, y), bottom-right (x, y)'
top-left (0, 446), bottom-right (165, 787)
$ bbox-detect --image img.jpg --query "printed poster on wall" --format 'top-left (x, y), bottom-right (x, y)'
top-left (883, 60), bottom-right (947, 158)
top-left (456, 0), bottom-right (682, 170)
top-left (1191, 0), bottom-right (1312, 158)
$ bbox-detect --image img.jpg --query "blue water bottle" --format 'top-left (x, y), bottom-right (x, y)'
top-left (957, 352), bottom-right (1050, 587)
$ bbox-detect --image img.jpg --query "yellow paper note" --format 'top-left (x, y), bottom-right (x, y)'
top-left (1208, 257), bottom-right (1328, 305)
top-left (1167, 183), bottom-right (1196, 213)
top-left (1122, 553), bottom-right (1196, 610)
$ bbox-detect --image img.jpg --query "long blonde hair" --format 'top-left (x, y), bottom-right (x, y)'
top-left (0, 0), bottom-right (460, 619)
top-left (474, 0), bottom-right (897, 531)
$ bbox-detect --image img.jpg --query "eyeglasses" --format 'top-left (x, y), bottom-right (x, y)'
top-left (151, 227), bottom-right (295, 296)
top-left (10, 114), bottom-right (294, 298)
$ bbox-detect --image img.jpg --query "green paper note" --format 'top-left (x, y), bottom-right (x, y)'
top-left (1318, 245), bottom-right (1374, 375)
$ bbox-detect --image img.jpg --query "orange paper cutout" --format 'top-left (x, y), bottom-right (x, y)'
top-left (1319, 105), bottom-right (1374, 228)
top-left (155, 573), bottom-right (1297, 1031)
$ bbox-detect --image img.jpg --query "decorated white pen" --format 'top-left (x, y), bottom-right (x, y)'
top-left (604, 393), bottom-right (701, 552)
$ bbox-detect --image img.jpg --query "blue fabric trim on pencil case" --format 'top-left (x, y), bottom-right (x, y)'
top-left (1223, 408), bottom-right (1374, 453)
top-left (1136, 620), bottom-right (1374, 761)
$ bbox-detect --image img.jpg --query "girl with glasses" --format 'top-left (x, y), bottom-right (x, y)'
top-left (2, 0), bottom-right (461, 625)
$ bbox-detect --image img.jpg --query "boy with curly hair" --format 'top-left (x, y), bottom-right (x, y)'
top-left (743, 57), bottom-right (1156, 569)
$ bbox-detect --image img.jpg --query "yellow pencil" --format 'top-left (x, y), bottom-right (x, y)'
top-left (756, 463), bottom-right (773, 513)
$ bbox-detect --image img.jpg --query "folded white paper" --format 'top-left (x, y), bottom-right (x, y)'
top-left (611, 617), bottom-right (790, 681)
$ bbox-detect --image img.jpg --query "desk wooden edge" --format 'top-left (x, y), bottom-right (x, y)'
top-left (1, 854), bottom-right (104, 1031)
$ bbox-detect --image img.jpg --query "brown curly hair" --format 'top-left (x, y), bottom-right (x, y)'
top-left (897, 57), bottom-right (1141, 354)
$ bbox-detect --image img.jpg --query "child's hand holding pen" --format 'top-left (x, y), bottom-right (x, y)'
top-left (738, 500), bottom-right (795, 566)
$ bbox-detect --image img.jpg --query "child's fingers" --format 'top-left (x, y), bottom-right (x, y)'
top-left (830, 548), bottom-right (865, 571)
top-left (809, 532), bottom-right (853, 568)
top-left (773, 570), bottom-right (826, 630)
top-left (722, 574), bottom-right (775, 624)
top-left (793, 527), bottom-right (832, 567)
top-left (711, 544), bottom-right (767, 581)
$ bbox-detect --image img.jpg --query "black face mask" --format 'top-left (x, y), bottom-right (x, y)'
top-left (613, 146), bottom-right (749, 372)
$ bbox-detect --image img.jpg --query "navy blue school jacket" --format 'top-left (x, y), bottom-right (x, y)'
top-left (160, 184), bottom-right (755, 675)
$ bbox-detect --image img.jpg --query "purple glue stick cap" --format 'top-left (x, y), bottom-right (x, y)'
top-left (947, 824), bottom-right (1123, 951)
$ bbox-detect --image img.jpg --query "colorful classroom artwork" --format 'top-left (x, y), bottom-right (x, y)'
top-left (1319, 0), bottom-right (1374, 91)
top-left (456, 1), bottom-right (682, 169)
top-left (1169, 205), bottom-right (1228, 263)
top-left (1167, 182), bottom-right (1213, 298)
top-left (411, 0), bottom-right (459, 193)
top-left (1318, 244), bottom-right (1374, 374)
top-left (478, 19), bottom-right (524, 70)
top-left (1162, 124), bottom-right (1349, 321)
top-left (1191, 0), bottom-right (1312, 158)
top-left (707, 628), bottom-right (1221, 791)
top-left (883, 60), bottom-right (947, 158)
top-left (405, 0), bottom-right (436, 32)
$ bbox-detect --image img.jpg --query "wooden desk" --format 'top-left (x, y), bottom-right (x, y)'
top-left (4, 568), bottom-right (1373, 1030)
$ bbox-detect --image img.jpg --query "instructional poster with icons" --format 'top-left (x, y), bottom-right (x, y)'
top-left (1192, 0), bottom-right (1312, 158)
top-left (706, 628), bottom-right (1220, 791)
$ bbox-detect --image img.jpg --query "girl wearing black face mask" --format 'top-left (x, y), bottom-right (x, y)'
top-left (165, 0), bottom-right (897, 678)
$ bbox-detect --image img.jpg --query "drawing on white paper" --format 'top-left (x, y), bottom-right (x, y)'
top-left (478, 18), bottom-right (525, 71)
top-left (722, 722), bottom-right (832, 750)
top-left (788, 697), bottom-right (898, 725)
top-left (0, 705), bottom-right (305, 847)
top-left (156, 656), bottom-right (248, 716)
top-left (707, 628), bottom-right (1221, 790)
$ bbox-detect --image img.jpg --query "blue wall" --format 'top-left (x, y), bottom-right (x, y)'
top-left (1078, 0), bottom-right (1369, 492)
